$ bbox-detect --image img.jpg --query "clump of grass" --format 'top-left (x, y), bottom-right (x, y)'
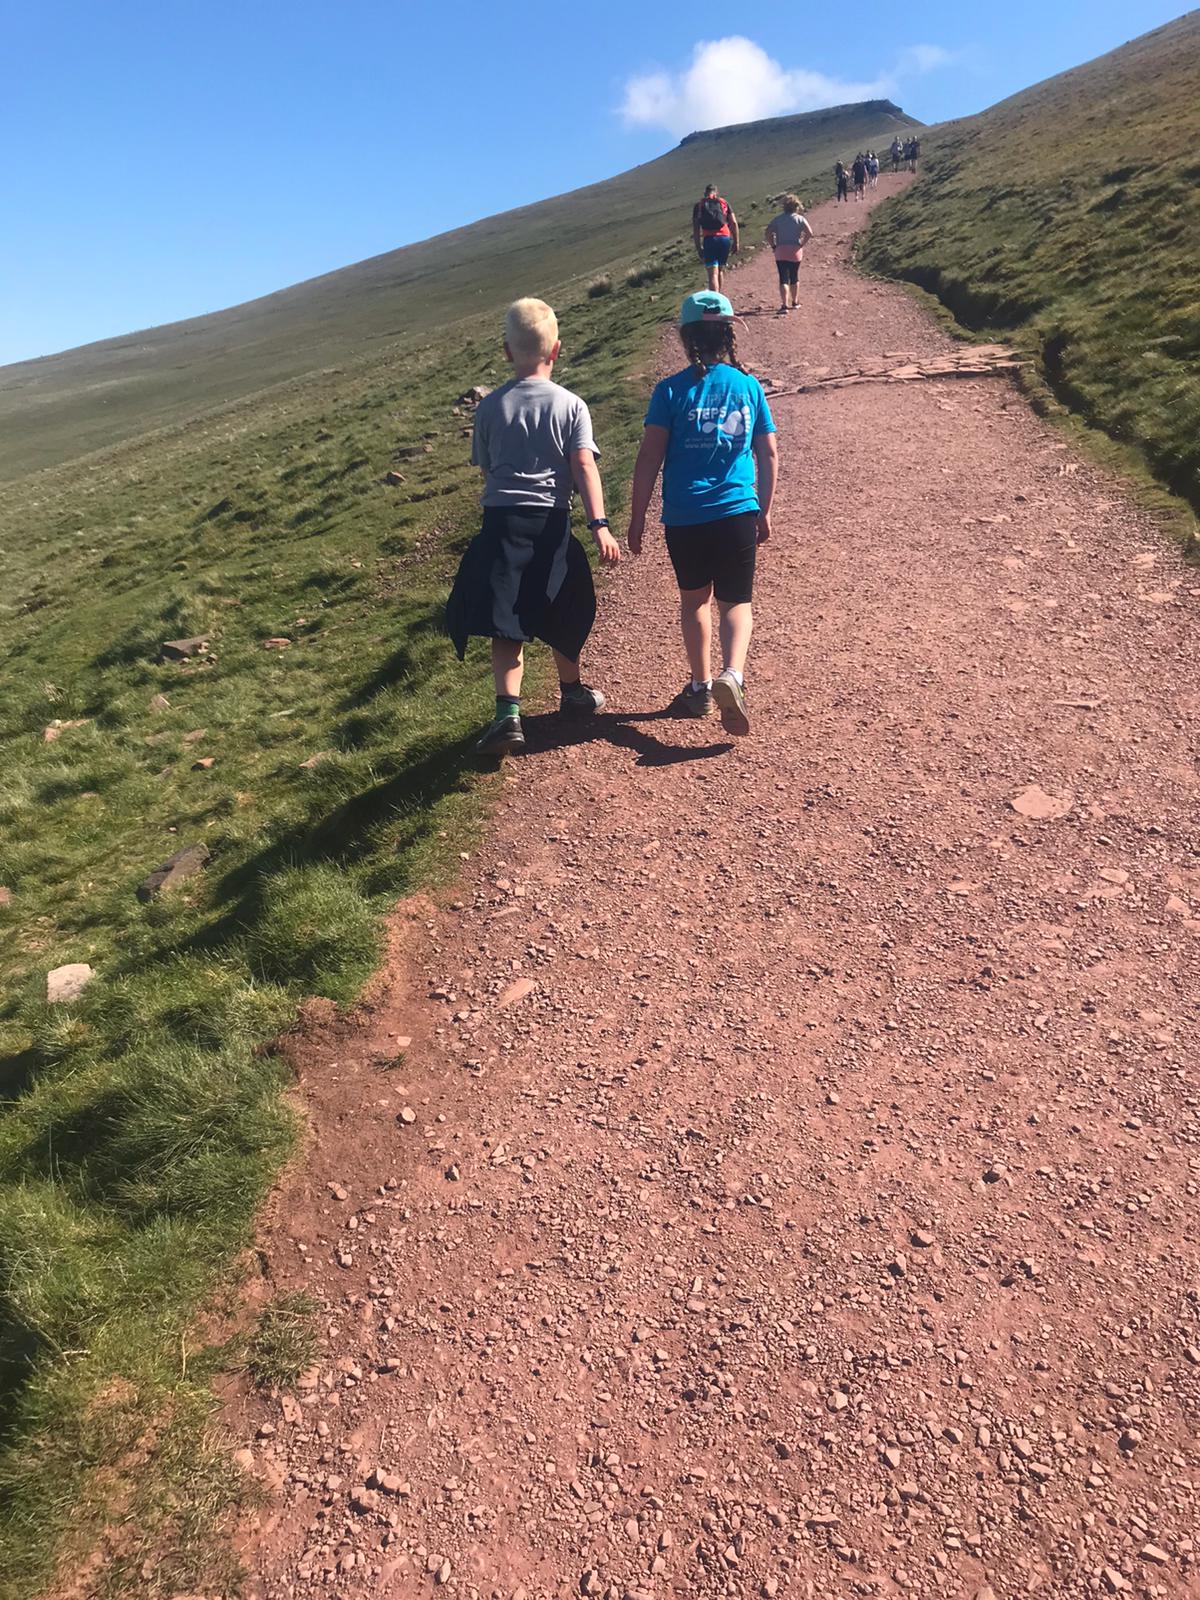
top-left (244, 1292), bottom-right (319, 1391)
top-left (246, 865), bottom-right (379, 1001)
top-left (624, 263), bottom-right (665, 289)
top-left (586, 275), bottom-right (613, 298)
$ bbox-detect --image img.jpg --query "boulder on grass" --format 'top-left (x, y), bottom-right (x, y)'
top-left (457, 385), bottom-right (491, 406)
top-left (47, 963), bottom-right (95, 1004)
top-left (160, 637), bottom-right (210, 662)
top-left (136, 843), bottom-right (210, 902)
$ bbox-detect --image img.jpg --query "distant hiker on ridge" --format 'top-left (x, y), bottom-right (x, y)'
top-left (834, 161), bottom-right (849, 203)
top-left (890, 136), bottom-right (903, 172)
top-left (692, 183), bottom-right (739, 294)
top-left (908, 136), bottom-right (921, 173)
top-left (851, 153), bottom-right (868, 200)
top-left (764, 196), bottom-right (814, 314)
top-left (446, 297), bottom-right (620, 756)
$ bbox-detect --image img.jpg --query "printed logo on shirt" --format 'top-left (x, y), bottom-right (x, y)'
top-left (688, 401), bottom-right (753, 442)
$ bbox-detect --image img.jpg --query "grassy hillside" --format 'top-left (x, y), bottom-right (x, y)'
top-left (859, 12), bottom-right (1200, 516)
top-left (0, 100), bottom-right (916, 479)
top-left (0, 105), bottom-right (906, 1597)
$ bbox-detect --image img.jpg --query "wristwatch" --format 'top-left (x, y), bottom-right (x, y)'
top-left (587, 518), bottom-right (610, 531)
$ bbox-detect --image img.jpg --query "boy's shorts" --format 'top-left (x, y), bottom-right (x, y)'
top-left (664, 512), bottom-right (758, 604)
top-left (702, 234), bottom-right (733, 267)
top-left (776, 259), bottom-right (800, 286)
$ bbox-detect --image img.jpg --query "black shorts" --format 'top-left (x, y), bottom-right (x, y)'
top-left (776, 259), bottom-right (800, 286)
top-left (664, 512), bottom-right (758, 604)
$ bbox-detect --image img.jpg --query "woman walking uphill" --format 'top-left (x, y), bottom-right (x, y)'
top-left (626, 292), bottom-right (778, 737)
top-left (764, 196), bottom-right (814, 313)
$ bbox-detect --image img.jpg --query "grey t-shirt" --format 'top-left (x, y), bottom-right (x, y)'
top-left (471, 377), bottom-right (598, 508)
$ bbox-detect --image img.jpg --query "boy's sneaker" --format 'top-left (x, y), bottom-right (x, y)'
top-left (474, 714), bottom-right (525, 757)
top-left (559, 681), bottom-right (606, 716)
top-left (669, 681), bottom-right (715, 719)
top-left (712, 670), bottom-right (751, 736)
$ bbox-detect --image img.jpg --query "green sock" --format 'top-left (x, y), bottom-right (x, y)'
top-left (495, 694), bottom-right (520, 722)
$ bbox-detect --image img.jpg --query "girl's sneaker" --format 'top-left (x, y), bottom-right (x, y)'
top-left (670, 682), bottom-right (715, 719)
top-left (713, 670), bottom-right (750, 736)
top-left (560, 681), bottom-right (606, 715)
top-left (474, 714), bottom-right (526, 756)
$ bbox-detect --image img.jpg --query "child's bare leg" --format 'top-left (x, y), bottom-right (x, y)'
top-left (679, 585), bottom-right (713, 683)
top-left (492, 638), bottom-right (524, 697)
top-left (550, 647), bottom-right (580, 686)
top-left (718, 600), bottom-right (753, 677)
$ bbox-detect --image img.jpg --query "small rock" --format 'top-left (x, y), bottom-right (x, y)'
top-left (43, 718), bottom-right (90, 743)
top-left (827, 1390), bottom-right (849, 1412)
top-left (1010, 783), bottom-right (1073, 821)
top-left (397, 1106), bottom-right (417, 1125)
top-left (911, 1229), bottom-right (935, 1248)
top-left (262, 637), bottom-right (292, 649)
top-left (136, 843), bottom-right (210, 902)
top-left (1098, 867), bottom-right (1128, 885)
top-left (498, 977), bottom-right (537, 1008)
top-left (0, 887), bottom-right (12, 907)
top-left (445, 1164), bottom-right (461, 1182)
top-left (1139, 1545), bottom-right (1169, 1566)
top-left (1165, 893), bottom-right (1192, 917)
top-left (434, 1559), bottom-right (452, 1584)
top-left (47, 963), bottom-right (95, 1004)
top-left (384, 470), bottom-right (406, 486)
top-left (881, 1446), bottom-right (901, 1468)
top-left (160, 636), bottom-right (210, 662)
top-left (581, 1572), bottom-right (601, 1597)
top-left (299, 751), bottom-right (334, 770)
top-left (327, 1182), bottom-right (348, 1201)
top-left (149, 693), bottom-right (172, 713)
top-left (232, 1447), bottom-right (255, 1472)
top-left (1101, 1567), bottom-right (1129, 1593)
top-left (350, 1488), bottom-right (379, 1513)
top-left (191, 756), bottom-right (216, 771)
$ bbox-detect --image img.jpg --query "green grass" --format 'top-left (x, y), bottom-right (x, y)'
top-left (242, 1292), bottom-right (319, 1391)
top-left (859, 12), bottom-right (1200, 519)
top-left (0, 100), bottom-right (916, 479)
top-left (0, 107), bottom-right (903, 1596)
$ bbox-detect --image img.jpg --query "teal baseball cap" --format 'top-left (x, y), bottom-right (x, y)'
top-left (679, 290), bottom-right (734, 326)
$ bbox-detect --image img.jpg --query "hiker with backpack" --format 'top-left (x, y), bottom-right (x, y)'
top-left (851, 153), bottom-right (868, 200)
top-left (692, 184), bottom-right (740, 294)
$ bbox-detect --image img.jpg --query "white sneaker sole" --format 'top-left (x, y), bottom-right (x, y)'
top-left (712, 676), bottom-right (750, 736)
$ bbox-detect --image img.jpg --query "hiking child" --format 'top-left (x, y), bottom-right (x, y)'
top-left (835, 161), bottom-right (849, 203)
top-left (446, 297), bottom-right (621, 756)
top-left (764, 196), bottom-right (814, 313)
top-left (626, 292), bottom-right (777, 737)
top-left (692, 184), bottom-right (739, 293)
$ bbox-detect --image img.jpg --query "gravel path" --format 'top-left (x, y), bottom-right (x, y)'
top-left (236, 178), bottom-right (1200, 1600)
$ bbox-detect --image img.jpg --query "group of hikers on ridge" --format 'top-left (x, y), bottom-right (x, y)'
top-left (447, 176), bottom-right (842, 755)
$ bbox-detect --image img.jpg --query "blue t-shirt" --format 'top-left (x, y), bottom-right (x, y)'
top-left (644, 363), bottom-right (776, 526)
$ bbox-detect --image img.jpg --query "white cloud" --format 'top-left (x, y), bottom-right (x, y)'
top-left (618, 36), bottom-right (953, 138)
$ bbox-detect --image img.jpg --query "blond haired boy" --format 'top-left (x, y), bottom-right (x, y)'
top-left (447, 298), bottom-right (620, 755)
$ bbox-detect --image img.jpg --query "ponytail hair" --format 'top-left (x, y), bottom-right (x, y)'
top-left (679, 321), bottom-right (744, 376)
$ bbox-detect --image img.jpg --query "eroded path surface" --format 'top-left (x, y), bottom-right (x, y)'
top-left (241, 179), bottom-right (1200, 1600)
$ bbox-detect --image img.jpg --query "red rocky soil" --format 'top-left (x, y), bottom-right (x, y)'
top-left (233, 178), bottom-right (1200, 1600)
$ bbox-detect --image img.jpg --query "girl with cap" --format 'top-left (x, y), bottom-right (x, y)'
top-left (626, 292), bottom-right (778, 736)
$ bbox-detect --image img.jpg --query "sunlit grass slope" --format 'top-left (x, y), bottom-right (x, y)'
top-left (860, 12), bottom-right (1200, 513)
top-left (0, 100), bottom-right (915, 478)
top-left (0, 104), bottom-right (909, 1597)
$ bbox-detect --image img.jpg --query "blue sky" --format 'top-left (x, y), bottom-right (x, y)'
top-left (0, 0), bottom-right (1184, 365)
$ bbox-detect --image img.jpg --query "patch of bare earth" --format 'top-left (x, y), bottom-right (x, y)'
top-left (228, 179), bottom-right (1200, 1600)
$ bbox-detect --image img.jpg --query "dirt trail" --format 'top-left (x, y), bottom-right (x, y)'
top-left (237, 179), bottom-right (1200, 1600)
